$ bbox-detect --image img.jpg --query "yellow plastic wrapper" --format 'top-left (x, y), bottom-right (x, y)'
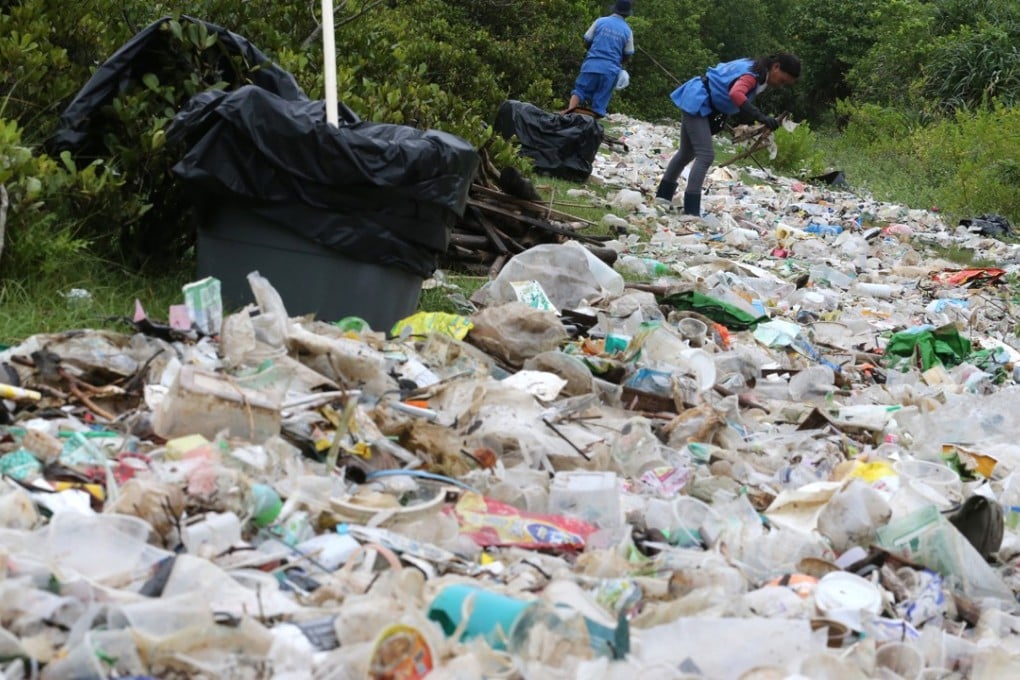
top-left (942, 443), bottom-right (997, 479)
top-left (847, 460), bottom-right (897, 483)
top-left (391, 312), bottom-right (473, 341)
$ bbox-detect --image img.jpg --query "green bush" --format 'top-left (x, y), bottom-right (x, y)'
top-left (843, 0), bottom-right (936, 111)
top-left (822, 100), bottom-right (1020, 225)
top-left (847, 0), bottom-right (1020, 114)
top-left (922, 19), bottom-right (1020, 113)
top-left (833, 101), bottom-right (916, 147)
top-left (0, 118), bottom-right (114, 279)
top-left (768, 121), bottom-right (826, 177)
top-left (787, 0), bottom-right (883, 119)
top-left (0, 0), bottom-right (115, 141)
top-left (911, 104), bottom-right (1020, 221)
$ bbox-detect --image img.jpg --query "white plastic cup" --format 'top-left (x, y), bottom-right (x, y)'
top-left (549, 471), bottom-right (621, 528)
top-left (892, 459), bottom-right (963, 508)
top-left (644, 496), bottom-right (719, 547)
top-left (814, 572), bottom-right (883, 632)
top-left (678, 318), bottom-right (709, 347)
top-left (875, 642), bottom-right (924, 680)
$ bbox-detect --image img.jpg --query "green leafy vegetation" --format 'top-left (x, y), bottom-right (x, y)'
top-left (927, 244), bottom-right (1002, 268)
top-left (0, 0), bottom-right (1018, 341)
top-left (818, 100), bottom-right (1020, 224)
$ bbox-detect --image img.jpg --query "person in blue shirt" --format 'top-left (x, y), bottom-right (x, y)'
top-left (654, 53), bottom-right (800, 216)
top-left (560, 1), bottom-right (635, 117)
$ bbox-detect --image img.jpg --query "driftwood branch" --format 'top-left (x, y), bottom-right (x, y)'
top-left (442, 155), bottom-right (618, 277)
top-left (471, 185), bottom-right (595, 227)
top-left (466, 199), bottom-right (603, 244)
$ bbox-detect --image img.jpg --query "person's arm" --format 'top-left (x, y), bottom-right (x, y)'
top-left (583, 20), bottom-right (598, 48)
top-left (728, 74), bottom-right (757, 107)
top-left (621, 32), bottom-right (634, 65)
top-left (730, 74), bottom-right (778, 130)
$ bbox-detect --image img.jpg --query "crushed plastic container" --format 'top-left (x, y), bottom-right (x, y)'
top-left (154, 363), bottom-right (292, 443)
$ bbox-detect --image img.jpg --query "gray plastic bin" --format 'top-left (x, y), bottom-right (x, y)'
top-left (196, 201), bottom-right (423, 329)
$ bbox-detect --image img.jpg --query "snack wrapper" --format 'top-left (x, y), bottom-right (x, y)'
top-left (448, 492), bottom-right (596, 550)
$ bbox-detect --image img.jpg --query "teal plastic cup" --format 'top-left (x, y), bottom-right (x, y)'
top-left (427, 584), bottom-right (535, 650)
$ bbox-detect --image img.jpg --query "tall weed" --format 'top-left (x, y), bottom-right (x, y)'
top-left (820, 100), bottom-right (1020, 224)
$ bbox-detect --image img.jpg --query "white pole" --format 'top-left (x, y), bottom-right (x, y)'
top-left (321, 0), bottom-right (338, 126)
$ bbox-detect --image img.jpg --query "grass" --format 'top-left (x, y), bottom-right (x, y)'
top-left (811, 130), bottom-right (941, 213)
top-left (531, 174), bottom-right (622, 238)
top-left (0, 264), bottom-right (189, 345)
top-left (925, 244), bottom-right (1003, 269)
top-left (417, 275), bottom-right (488, 315)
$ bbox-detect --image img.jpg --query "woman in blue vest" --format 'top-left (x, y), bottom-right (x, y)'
top-left (654, 54), bottom-right (801, 216)
top-left (561, 0), bottom-right (635, 117)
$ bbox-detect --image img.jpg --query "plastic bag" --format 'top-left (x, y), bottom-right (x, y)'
top-left (467, 303), bottom-right (569, 368)
top-left (494, 100), bottom-right (604, 181)
top-left (816, 480), bottom-right (892, 554)
top-left (474, 242), bottom-right (624, 311)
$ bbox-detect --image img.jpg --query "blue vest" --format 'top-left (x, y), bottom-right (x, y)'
top-left (670, 58), bottom-right (758, 116)
top-left (580, 15), bottom-right (633, 76)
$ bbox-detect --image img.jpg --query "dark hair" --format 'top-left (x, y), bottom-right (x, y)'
top-left (752, 53), bottom-right (801, 80)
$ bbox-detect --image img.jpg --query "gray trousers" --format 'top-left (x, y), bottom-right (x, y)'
top-left (661, 112), bottom-right (715, 194)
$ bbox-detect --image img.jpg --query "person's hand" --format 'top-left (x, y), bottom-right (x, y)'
top-left (757, 112), bottom-right (779, 131)
top-left (738, 101), bottom-right (780, 131)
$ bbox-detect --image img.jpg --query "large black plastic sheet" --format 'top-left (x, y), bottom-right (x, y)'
top-left (494, 100), bottom-right (603, 182)
top-left (49, 16), bottom-right (304, 156)
top-left (960, 214), bottom-right (1013, 239)
top-left (169, 86), bottom-right (479, 277)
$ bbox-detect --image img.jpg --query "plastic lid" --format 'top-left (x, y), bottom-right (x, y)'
top-left (814, 572), bottom-right (882, 617)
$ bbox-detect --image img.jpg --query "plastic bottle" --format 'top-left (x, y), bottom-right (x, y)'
top-left (850, 281), bottom-right (900, 299)
top-left (804, 223), bottom-right (844, 237)
top-left (808, 264), bottom-right (855, 289)
top-left (616, 254), bottom-right (672, 278)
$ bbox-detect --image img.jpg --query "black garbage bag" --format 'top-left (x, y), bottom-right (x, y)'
top-left (948, 495), bottom-right (1004, 560)
top-left (49, 15), bottom-right (304, 157)
top-left (494, 100), bottom-right (603, 182)
top-left (960, 214), bottom-right (1014, 239)
top-left (169, 86), bottom-right (479, 277)
top-left (45, 16), bottom-right (308, 264)
top-left (810, 170), bottom-right (847, 187)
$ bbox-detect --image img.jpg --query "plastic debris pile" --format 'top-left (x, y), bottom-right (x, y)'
top-left (3, 113), bottom-right (1020, 680)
